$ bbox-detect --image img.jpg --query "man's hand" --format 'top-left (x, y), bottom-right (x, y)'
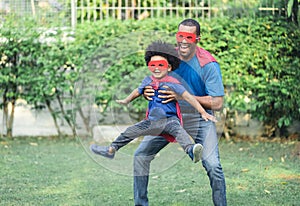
top-left (158, 86), bottom-right (181, 103)
top-left (143, 86), bottom-right (155, 101)
top-left (144, 85), bottom-right (180, 103)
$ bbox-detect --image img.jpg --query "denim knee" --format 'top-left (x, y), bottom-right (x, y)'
top-left (202, 160), bottom-right (224, 179)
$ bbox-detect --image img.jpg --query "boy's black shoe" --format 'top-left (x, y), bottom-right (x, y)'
top-left (90, 144), bottom-right (115, 159)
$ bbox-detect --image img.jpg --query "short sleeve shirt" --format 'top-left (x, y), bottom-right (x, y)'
top-left (138, 76), bottom-right (186, 121)
top-left (171, 55), bottom-right (224, 113)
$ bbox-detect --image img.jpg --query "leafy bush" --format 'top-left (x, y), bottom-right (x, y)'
top-left (0, 16), bottom-right (82, 137)
top-left (1, 16), bottom-right (299, 137)
top-left (206, 17), bottom-right (300, 136)
top-left (75, 17), bottom-right (300, 136)
top-left (0, 16), bottom-right (42, 137)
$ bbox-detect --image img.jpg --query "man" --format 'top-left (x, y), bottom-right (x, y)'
top-left (133, 19), bottom-right (227, 206)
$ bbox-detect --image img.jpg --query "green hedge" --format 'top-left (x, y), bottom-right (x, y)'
top-left (1, 16), bottom-right (299, 137)
top-left (75, 17), bottom-right (299, 136)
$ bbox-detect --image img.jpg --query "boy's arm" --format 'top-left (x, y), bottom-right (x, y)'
top-left (116, 88), bottom-right (141, 105)
top-left (181, 91), bottom-right (217, 122)
top-left (158, 89), bottom-right (223, 111)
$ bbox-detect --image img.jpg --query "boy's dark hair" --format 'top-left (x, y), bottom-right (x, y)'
top-left (144, 41), bottom-right (180, 71)
top-left (178, 18), bottom-right (201, 36)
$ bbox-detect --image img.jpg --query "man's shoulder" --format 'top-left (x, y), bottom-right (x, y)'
top-left (196, 47), bottom-right (217, 67)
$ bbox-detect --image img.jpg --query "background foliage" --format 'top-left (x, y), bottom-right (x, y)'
top-left (0, 16), bottom-right (299, 138)
top-left (75, 0), bottom-right (295, 21)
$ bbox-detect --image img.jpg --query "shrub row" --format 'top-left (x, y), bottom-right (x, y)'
top-left (1, 16), bottom-right (299, 137)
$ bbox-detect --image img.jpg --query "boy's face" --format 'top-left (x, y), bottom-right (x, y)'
top-left (177, 25), bottom-right (198, 61)
top-left (148, 55), bottom-right (171, 79)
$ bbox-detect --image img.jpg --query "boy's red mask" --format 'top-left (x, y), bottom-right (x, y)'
top-left (176, 31), bottom-right (197, 43)
top-left (147, 60), bottom-right (169, 72)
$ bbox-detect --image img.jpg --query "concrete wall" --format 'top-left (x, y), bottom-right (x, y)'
top-left (1, 103), bottom-right (299, 139)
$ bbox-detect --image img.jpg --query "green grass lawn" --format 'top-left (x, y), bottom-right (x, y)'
top-left (0, 137), bottom-right (299, 206)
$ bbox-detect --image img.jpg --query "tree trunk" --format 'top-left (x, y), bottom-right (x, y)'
top-left (2, 89), bottom-right (8, 137)
top-left (287, 0), bottom-right (299, 25)
top-left (56, 93), bottom-right (76, 137)
top-left (292, 0), bottom-right (299, 25)
top-left (45, 98), bottom-right (62, 137)
top-left (2, 88), bottom-right (15, 138)
top-left (77, 105), bottom-right (91, 134)
top-left (6, 99), bottom-right (15, 138)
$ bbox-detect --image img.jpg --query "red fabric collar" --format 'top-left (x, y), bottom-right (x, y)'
top-left (150, 75), bottom-right (180, 90)
top-left (176, 46), bottom-right (217, 67)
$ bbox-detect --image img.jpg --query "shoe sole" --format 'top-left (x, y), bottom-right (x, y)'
top-left (193, 144), bottom-right (203, 163)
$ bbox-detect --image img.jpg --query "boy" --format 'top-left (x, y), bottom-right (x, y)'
top-left (90, 41), bottom-right (217, 163)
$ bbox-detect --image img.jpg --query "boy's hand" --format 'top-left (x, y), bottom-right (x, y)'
top-left (143, 86), bottom-right (155, 100)
top-left (201, 112), bottom-right (218, 123)
top-left (116, 99), bottom-right (129, 105)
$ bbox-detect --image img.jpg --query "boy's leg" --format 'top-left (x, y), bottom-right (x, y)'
top-left (163, 117), bottom-right (193, 150)
top-left (91, 120), bottom-right (152, 158)
top-left (163, 117), bottom-right (203, 163)
top-left (110, 120), bottom-right (149, 150)
top-left (111, 119), bottom-right (164, 150)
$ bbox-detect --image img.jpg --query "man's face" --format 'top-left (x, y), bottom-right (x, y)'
top-left (177, 25), bottom-right (198, 61)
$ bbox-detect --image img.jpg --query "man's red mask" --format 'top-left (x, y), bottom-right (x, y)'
top-left (147, 60), bottom-right (169, 72)
top-left (176, 31), bottom-right (197, 43)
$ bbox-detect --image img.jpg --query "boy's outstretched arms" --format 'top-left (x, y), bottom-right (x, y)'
top-left (116, 88), bottom-right (141, 105)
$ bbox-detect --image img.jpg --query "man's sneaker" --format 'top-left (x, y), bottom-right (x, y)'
top-left (188, 144), bottom-right (203, 163)
top-left (90, 144), bottom-right (115, 159)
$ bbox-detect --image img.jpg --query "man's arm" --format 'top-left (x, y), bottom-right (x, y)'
top-left (158, 89), bottom-right (223, 111)
top-left (143, 84), bottom-right (223, 111)
top-left (194, 95), bottom-right (223, 111)
top-left (181, 91), bottom-right (217, 122)
top-left (116, 88), bottom-right (141, 105)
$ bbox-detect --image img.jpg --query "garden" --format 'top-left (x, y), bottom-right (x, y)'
top-left (0, 0), bottom-right (300, 205)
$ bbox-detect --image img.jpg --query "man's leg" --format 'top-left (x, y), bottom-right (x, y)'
top-left (133, 135), bottom-right (169, 206)
top-left (182, 113), bottom-right (227, 206)
top-left (201, 122), bottom-right (227, 206)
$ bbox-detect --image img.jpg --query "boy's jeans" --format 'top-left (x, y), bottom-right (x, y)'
top-left (133, 112), bottom-right (227, 206)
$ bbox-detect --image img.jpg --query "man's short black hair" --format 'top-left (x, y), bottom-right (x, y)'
top-left (144, 40), bottom-right (180, 71)
top-left (178, 18), bottom-right (201, 36)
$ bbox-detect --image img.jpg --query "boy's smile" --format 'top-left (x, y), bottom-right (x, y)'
top-left (148, 56), bottom-right (171, 79)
